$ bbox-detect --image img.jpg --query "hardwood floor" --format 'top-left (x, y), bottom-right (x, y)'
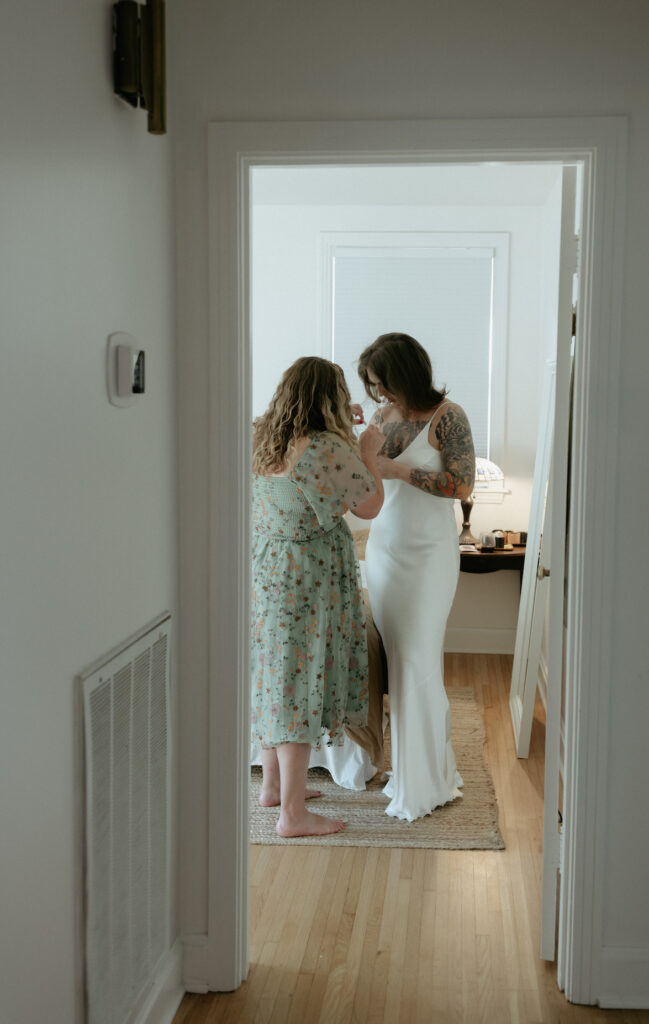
top-left (173, 654), bottom-right (649, 1024)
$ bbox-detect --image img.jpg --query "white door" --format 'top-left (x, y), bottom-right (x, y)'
top-left (540, 164), bottom-right (578, 961)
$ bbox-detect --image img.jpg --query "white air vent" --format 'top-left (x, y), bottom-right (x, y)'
top-left (80, 614), bottom-right (172, 1024)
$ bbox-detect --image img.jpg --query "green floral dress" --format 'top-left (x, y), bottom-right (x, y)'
top-left (251, 431), bottom-right (376, 749)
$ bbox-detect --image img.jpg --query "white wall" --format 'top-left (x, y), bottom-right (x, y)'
top-left (251, 188), bottom-right (563, 651)
top-left (169, 0), bottom-right (649, 1005)
top-left (0, 6), bottom-right (178, 1024)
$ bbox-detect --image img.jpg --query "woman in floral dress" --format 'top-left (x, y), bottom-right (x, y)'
top-left (251, 357), bottom-right (384, 837)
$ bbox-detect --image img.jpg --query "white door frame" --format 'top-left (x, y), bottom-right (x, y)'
top-left (197, 117), bottom-right (626, 1003)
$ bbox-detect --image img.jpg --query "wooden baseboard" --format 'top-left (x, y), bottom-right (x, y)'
top-left (133, 940), bottom-right (185, 1024)
top-left (598, 947), bottom-right (649, 1008)
top-left (444, 627), bottom-right (516, 654)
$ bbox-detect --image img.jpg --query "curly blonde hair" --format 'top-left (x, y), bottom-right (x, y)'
top-left (253, 357), bottom-right (358, 475)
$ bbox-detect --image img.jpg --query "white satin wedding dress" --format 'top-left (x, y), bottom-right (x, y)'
top-left (365, 415), bottom-right (463, 820)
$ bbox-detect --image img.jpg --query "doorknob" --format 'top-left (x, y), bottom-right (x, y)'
top-left (537, 564), bottom-right (550, 580)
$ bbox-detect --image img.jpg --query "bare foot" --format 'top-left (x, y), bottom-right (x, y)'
top-left (276, 810), bottom-right (345, 838)
top-left (259, 787), bottom-right (321, 807)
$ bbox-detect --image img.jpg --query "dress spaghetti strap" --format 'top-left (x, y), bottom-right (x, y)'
top-left (427, 400), bottom-right (451, 450)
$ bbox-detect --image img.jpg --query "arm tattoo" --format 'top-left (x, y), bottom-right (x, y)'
top-left (408, 405), bottom-right (475, 500)
top-left (371, 409), bottom-right (430, 459)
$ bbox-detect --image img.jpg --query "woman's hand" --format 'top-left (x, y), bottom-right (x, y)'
top-left (359, 424), bottom-right (385, 460)
top-left (350, 403), bottom-right (365, 425)
top-left (360, 425), bottom-right (405, 479)
top-left (352, 424), bottom-right (385, 520)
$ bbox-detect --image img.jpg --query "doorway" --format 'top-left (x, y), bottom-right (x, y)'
top-left (250, 161), bottom-right (565, 657)
top-left (198, 117), bottom-right (626, 1004)
top-left (249, 155), bottom-right (574, 955)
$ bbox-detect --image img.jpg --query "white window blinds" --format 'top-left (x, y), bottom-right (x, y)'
top-left (332, 246), bottom-right (494, 458)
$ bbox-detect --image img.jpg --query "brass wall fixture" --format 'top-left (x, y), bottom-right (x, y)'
top-left (112, 0), bottom-right (166, 134)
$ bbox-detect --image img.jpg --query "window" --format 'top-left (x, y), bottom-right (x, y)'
top-left (320, 231), bottom-right (509, 464)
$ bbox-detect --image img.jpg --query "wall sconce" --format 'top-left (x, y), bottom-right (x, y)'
top-left (112, 0), bottom-right (166, 134)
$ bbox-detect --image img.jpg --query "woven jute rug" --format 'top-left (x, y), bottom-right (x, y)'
top-left (249, 686), bottom-right (505, 849)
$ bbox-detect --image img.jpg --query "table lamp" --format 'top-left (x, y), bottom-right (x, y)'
top-left (458, 457), bottom-right (507, 545)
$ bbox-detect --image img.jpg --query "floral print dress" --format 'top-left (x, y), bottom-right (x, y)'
top-left (251, 431), bottom-right (376, 749)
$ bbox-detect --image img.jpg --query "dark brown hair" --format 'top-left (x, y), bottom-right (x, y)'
top-left (357, 333), bottom-right (447, 414)
top-left (252, 357), bottom-right (357, 474)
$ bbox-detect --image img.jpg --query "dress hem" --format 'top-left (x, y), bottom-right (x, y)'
top-left (253, 719), bottom-right (369, 752)
top-left (382, 770), bottom-right (465, 822)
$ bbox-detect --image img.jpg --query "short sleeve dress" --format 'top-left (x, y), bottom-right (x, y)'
top-left (251, 431), bottom-right (376, 749)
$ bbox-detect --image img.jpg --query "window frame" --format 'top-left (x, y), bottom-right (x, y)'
top-left (318, 229), bottom-right (510, 472)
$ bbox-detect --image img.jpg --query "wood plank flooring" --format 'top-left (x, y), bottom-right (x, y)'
top-left (173, 654), bottom-right (649, 1024)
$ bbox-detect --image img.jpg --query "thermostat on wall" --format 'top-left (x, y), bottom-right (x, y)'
top-left (107, 333), bottom-right (146, 407)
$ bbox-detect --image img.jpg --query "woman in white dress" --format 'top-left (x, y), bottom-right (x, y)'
top-left (358, 333), bottom-right (475, 821)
